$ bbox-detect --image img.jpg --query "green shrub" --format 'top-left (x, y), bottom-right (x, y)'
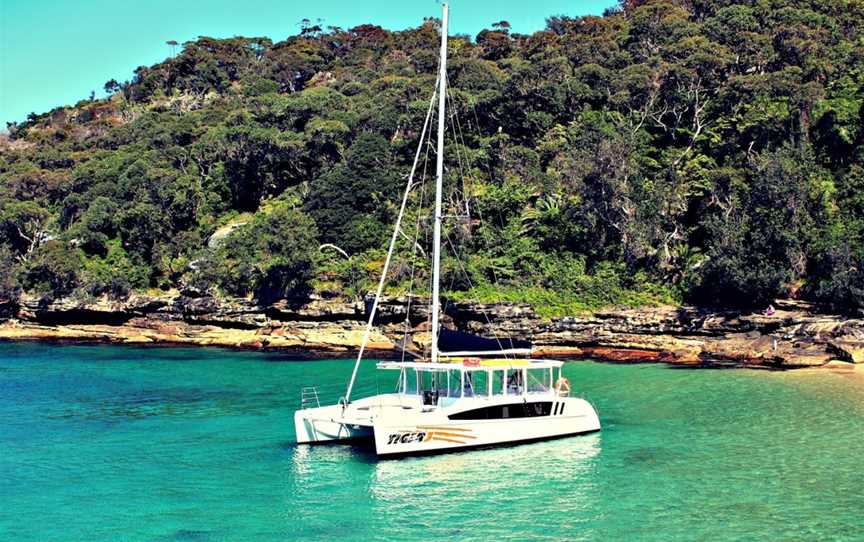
top-left (23, 241), bottom-right (83, 298)
top-left (192, 203), bottom-right (318, 302)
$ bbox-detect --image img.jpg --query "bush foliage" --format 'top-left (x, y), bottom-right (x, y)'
top-left (3, 0), bottom-right (864, 314)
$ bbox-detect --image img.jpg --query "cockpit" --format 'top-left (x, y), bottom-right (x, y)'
top-left (378, 361), bottom-right (564, 407)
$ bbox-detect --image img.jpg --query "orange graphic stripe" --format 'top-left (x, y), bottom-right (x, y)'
top-left (429, 436), bottom-right (470, 443)
top-left (429, 431), bottom-right (477, 440)
top-left (416, 426), bottom-right (473, 432)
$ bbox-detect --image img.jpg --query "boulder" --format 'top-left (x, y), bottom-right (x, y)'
top-left (828, 339), bottom-right (864, 364)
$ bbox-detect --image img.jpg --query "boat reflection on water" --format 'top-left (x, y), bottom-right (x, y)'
top-left (372, 433), bottom-right (600, 488)
top-left (290, 433), bottom-right (602, 533)
top-left (292, 432), bottom-right (601, 474)
top-left (370, 434), bottom-right (601, 515)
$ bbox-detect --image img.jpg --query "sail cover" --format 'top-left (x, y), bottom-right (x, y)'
top-left (437, 329), bottom-right (531, 357)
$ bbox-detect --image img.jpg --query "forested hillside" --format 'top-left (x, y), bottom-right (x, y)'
top-left (2, 0), bottom-right (864, 315)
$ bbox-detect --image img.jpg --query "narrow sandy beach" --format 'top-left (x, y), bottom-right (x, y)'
top-left (799, 361), bottom-right (864, 384)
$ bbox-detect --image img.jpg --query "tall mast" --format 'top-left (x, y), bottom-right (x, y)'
top-left (342, 79), bottom-right (439, 405)
top-left (431, 3), bottom-right (448, 363)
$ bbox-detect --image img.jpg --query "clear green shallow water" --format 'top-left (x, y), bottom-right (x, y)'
top-left (1, 343), bottom-right (863, 541)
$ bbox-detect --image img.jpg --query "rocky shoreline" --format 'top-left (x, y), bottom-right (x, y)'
top-left (0, 293), bottom-right (862, 368)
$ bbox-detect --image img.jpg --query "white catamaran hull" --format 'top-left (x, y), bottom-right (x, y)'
top-left (295, 394), bottom-right (600, 456)
top-left (373, 397), bottom-right (599, 456)
top-left (294, 394), bottom-right (404, 444)
top-left (294, 406), bottom-right (373, 443)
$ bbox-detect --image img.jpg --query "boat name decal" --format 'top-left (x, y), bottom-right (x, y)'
top-left (387, 431), bottom-right (428, 445)
top-left (387, 427), bottom-right (476, 445)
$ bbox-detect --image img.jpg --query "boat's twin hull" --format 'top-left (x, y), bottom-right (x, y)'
top-left (294, 397), bottom-right (600, 457)
top-left (372, 398), bottom-right (599, 456)
top-left (294, 405), bottom-right (374, 444)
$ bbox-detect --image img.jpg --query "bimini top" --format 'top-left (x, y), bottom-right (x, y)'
top-left (377, 358), bottom-right (564, 371)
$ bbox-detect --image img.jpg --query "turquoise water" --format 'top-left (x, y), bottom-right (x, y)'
top-left (1, 343), bottom-right (863, 541)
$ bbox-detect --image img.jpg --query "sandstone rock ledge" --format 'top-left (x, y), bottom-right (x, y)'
top-left (0, 294), bottom-right (862, 368)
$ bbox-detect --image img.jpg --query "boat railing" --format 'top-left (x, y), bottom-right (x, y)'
top-left (301, 386), bottom-right (321, 410)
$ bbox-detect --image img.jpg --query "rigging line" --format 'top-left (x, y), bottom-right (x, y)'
top-left (397, 226), bottom-right (426, 259)
top-left (444, 83), bottom-right (464, 178)
top-left (452, 110), bottom-right (472, 217)
top-left (402, 103), bottom-right (435, 359)
top-left (401, 123), bottom-right (433, 363)
top-left (444, 75), bottom-right (502, 294)
top-left (445, 87), bottom-right (494, 325)
top-left (444, 80), bottom-right (470, 210)
top-left (446, 73), bottom-right (471, 173)
top-left (437, 87), bottom-right (460, 342)
top-left (445, 123), bottom-right (467, 213)
top-left (421, 122), bottom-right (436, 339)
top-left (446, 74), bottom-right (476, 219)
top-left (409, 146), bottom-right (434, 356)
top-left (344, 74), bottom-right (439, 404)
top-left (445, 83), bottom-right (517, 337)
top-left (442, 77), bottom-right (511, 352)
top-left (443, 229), bottom-right (515, 359)
top-left (456, 71), bottom-right (491, 176)
top-left (451, 88), bottom-right (473, 181)
top-left (401, 205), bottom-right (427, 361)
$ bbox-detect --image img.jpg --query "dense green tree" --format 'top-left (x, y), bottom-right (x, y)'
top-left (0, 200), bottom-right (49, 258)
top-left (690, 146), bottom-right (824, 306)
top-left (22, 241), bottom-right (83, 297)
top-left (3, 0), bottom-right (864, 312)
top-left (79, 241), bottom-right (150, 299)
top-left (0, 245), bottom-right (21, 302)
top-left (193, 202), bottom-right (318, 302)
top-left (304, 133), bottom-right (399, 254)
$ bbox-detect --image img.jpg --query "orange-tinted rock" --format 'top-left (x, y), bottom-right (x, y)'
top-left (1, 293), bottom-right (862, 368)
top-left (581, 347), bottom-right (664, 363)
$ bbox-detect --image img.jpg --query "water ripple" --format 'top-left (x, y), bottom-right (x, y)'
top-left (1, 344), bottom-right (863, 541)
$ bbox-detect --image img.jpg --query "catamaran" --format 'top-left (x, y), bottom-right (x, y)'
top-left (294, 3), bottom-right (601, 457)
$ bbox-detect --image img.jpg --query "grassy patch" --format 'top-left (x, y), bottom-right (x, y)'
top-left (447, 267), bottom-right (680, 317)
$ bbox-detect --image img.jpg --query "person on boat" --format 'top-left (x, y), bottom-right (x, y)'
top-left (507, 370), bottom-right (522, 394)
top-left (555, 375), bottom-right (571, 396)
top-left (463, 373), bottom-right (474, 397)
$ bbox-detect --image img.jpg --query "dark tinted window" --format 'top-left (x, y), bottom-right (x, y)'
top-left (449, 402), bottom-right (552, 420)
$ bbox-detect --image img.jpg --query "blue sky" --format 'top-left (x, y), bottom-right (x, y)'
top-left (0, 0), bottom-right (616, 129)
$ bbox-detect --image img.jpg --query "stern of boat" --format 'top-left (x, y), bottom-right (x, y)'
top-left (294, 403), bottom-right (374, 444)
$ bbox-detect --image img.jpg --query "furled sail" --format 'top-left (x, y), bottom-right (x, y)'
top-left (437, 328), bottom-right (531, 357)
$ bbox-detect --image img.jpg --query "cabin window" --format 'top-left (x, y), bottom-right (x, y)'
top-left (420, 370), bottom-right (446, 394)
top-left (526, 368), bottom-right (551, 393)
top-left (506, 369), bottom-right (524, 395)
top-left (434, 371), bottom-right (449, 397)
top-left (401, 368), bottom-right (419, 394)
top-left (448, 402), bottom-right (553, 420)
top-left (529, 402), bottom-right (553, 416)
top-left (417, 370), bottom-right (449, 405)
top-left (464, 370), bottom-right (488, 397)
top-left (490, 370), bottom-right (505, 396)
top-left (448, 369), bottom-right (462, 398)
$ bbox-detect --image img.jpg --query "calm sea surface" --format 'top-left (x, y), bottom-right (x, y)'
top-left (1, 342), bottom-right (862, 541)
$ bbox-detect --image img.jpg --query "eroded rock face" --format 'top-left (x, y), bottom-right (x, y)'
top-left (1, 294), bottom-right (862, 368)
top-left (0, 301), bottom-right (17, 320)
